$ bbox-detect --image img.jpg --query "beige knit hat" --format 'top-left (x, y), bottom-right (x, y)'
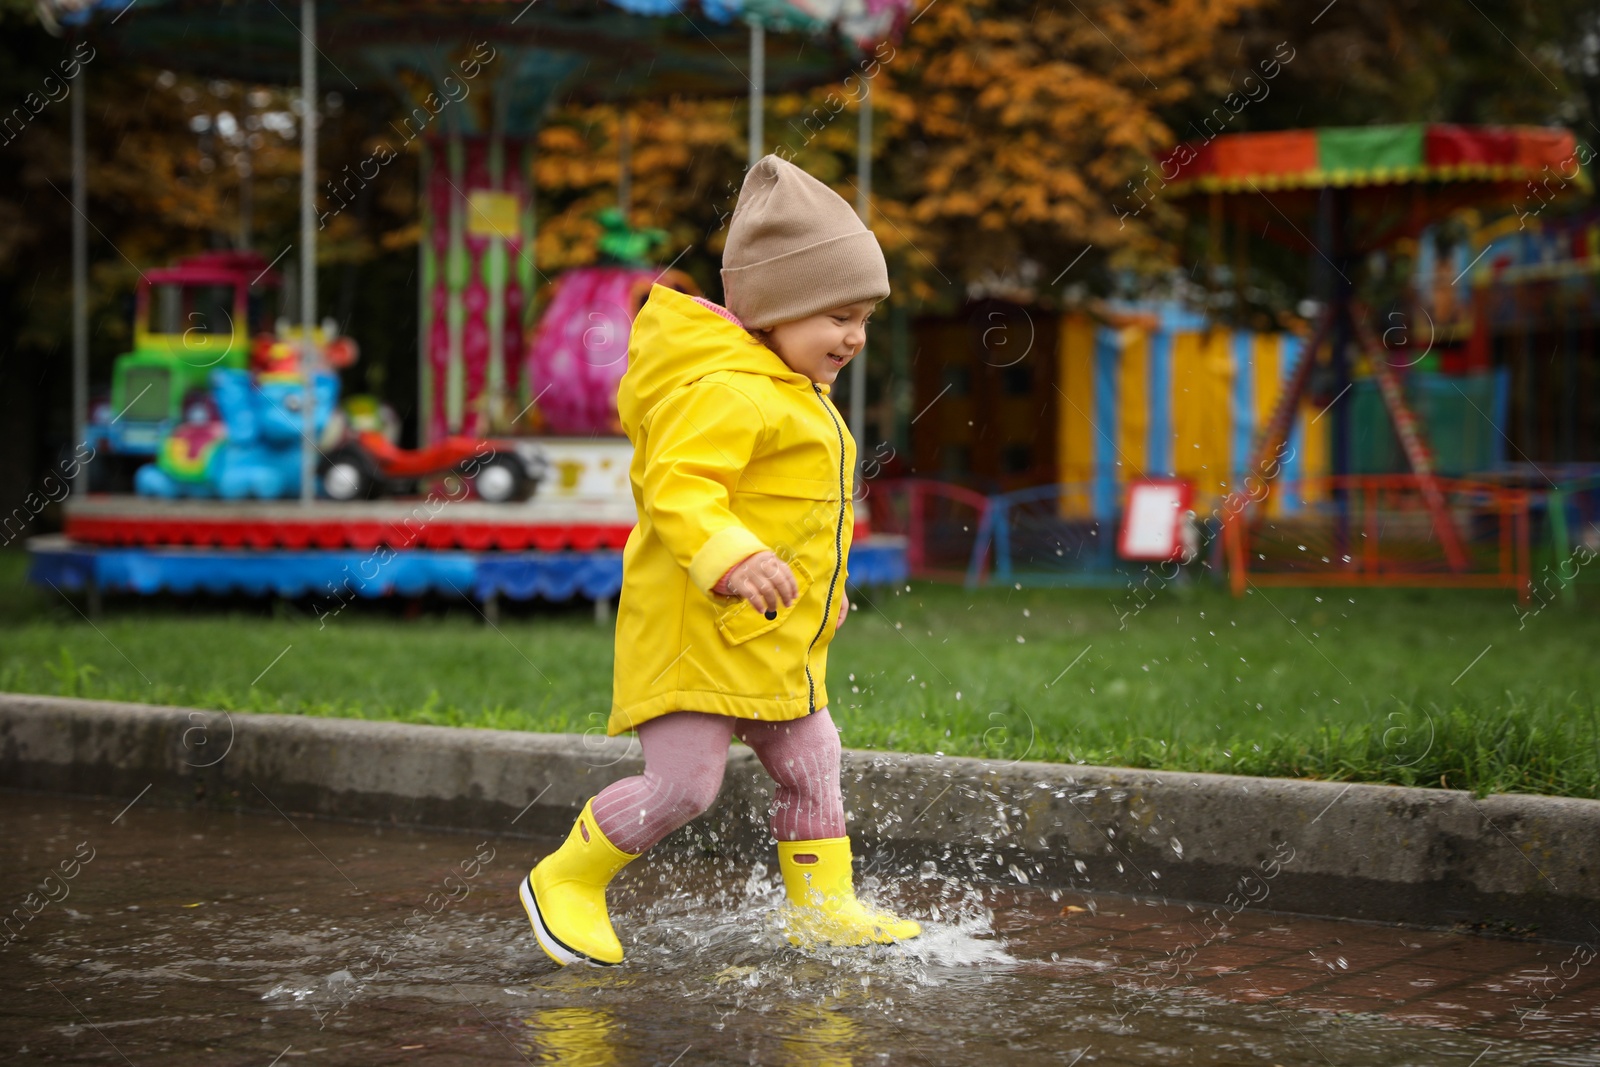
top-left (720, 154), bottom-right (890, 329)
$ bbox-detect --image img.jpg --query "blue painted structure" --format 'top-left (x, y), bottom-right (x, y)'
top-left (26, 536), bottom-right (909, 605)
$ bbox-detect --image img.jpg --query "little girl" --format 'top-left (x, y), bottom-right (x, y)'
top-left (519, 154), bottom-right (922, 967)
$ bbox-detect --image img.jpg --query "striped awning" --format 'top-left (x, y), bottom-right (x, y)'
top-left (1169, 124), bottom-right (1585, 194)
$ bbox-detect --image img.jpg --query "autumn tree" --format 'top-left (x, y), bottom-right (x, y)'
top-left (531, 0), bottom-right (1268, 309)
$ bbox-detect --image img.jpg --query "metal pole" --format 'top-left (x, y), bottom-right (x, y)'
top-left (298, 0), bottom-right (318, 504)
top-left (748, 20), bottom-right (764, 167)
top-left (418, 142), bottom-right (430, 447)
top-left (849, 80), bottom-right (871, 460)
top-left (239, 89), bottom-right (253, 249)
top-left (1327, 188), bottom-right (1353, 562)
top-left (237, 2), bottom-right (253, 249)
top-left (71, 45), bottom-right (88, 490)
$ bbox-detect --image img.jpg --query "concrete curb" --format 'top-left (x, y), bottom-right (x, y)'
top-left (1, 693), bottom-right (1595, 941)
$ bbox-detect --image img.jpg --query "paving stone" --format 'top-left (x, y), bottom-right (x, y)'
top-left (1317, 964), bottom-right (1480, 1003)
top-left (1193, 965), bottom-right (1335, 1000)
top-left (1290, 992), bottom-right (1393, 1015)
top-left (1183, 944), bottom-right (1293, 973)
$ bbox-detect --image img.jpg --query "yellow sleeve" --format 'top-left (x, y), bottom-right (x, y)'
top-left (640, 380), bottom-right (770, 596)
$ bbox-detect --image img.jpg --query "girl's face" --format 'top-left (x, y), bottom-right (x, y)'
top-left (759, 300), bottom-right (877, 386)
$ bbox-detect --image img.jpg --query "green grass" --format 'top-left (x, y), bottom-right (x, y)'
top-left (3, 548), bottom-right (1597, 798)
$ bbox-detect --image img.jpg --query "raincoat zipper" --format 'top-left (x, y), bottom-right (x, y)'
top-left (804, 382), bottom-right (848, 713)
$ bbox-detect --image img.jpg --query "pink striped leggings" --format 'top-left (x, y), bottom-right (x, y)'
top-left (589, 707), bottom-right (847, 855)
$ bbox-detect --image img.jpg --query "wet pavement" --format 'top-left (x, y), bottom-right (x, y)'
top-left (2, 790), bottom-right (1596, 1066)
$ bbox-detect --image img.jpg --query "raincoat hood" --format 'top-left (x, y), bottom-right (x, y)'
top-left (617, 285), bottom-right (822, 442)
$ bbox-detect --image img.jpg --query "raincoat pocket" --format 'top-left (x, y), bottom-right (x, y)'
top-left (714, 557), bottom-right (814, 647)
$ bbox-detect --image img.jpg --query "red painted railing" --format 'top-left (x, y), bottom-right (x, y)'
top-left (1223, 475), bottom-right (1530, 601)
top-left (868, 479), bottom-right (993, 584)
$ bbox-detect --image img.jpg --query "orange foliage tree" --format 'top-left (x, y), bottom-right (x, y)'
top-left (532, 0), bottom-right (1265, 307)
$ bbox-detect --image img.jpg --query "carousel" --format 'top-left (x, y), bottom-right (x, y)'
top-left (28, 0), bottom-right (912, 616)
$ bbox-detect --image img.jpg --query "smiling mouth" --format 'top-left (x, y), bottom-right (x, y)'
top-left (827, 354), bottom-right (848, 366)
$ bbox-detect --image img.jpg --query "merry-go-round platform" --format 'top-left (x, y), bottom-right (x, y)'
top-left (26, 495), bottom-right (909, 621)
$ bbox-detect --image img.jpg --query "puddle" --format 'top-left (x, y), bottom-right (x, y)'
top-left (2, 791), bottom-right (1594, 1065)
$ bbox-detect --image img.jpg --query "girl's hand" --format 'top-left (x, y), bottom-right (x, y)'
top-left (835, 594), bottom-right (849, 629)
top-left (716, 551), bottom-right (797, 616)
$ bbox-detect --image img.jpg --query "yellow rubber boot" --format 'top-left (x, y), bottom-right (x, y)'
top-left (776, 837), bottom-right (921, 947)
top-left (519, 798), bottom-right (641, 966)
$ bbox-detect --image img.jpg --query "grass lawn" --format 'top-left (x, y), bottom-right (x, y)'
top-left (2, 547), bottom-right (1596, 798)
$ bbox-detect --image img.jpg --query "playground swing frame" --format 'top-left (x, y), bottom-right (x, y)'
top-left (1223, 302), bottom-right (1531, 601)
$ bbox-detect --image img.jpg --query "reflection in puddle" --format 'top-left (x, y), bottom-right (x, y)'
top-left (521, 1006), bottom-right (623, 1066)
top-left (779, 1001), bottom-right (860, 1067)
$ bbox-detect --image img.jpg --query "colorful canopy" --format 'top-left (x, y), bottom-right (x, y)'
top-left (1169, 124), bottom-right (1582, 193)
top-left (39, 0), bottom-right (907, 94)
top-left (1166, 124), bottom-right (1588, 257)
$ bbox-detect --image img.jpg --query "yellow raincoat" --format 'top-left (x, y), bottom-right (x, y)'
top-left (607, 285), bottom-right (856, 735)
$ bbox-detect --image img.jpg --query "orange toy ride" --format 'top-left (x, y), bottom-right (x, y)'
top-left (319, 431), bottom-right (547, 504)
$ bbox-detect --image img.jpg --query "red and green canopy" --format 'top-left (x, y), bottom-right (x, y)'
top-left (1169, 124), bottom-right (1582, 193)
top-left (1168, 124), bottom-right (1587, 256)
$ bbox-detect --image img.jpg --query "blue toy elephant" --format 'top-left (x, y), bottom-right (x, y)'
top-left (135, 368), bottom-right (339, 499)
